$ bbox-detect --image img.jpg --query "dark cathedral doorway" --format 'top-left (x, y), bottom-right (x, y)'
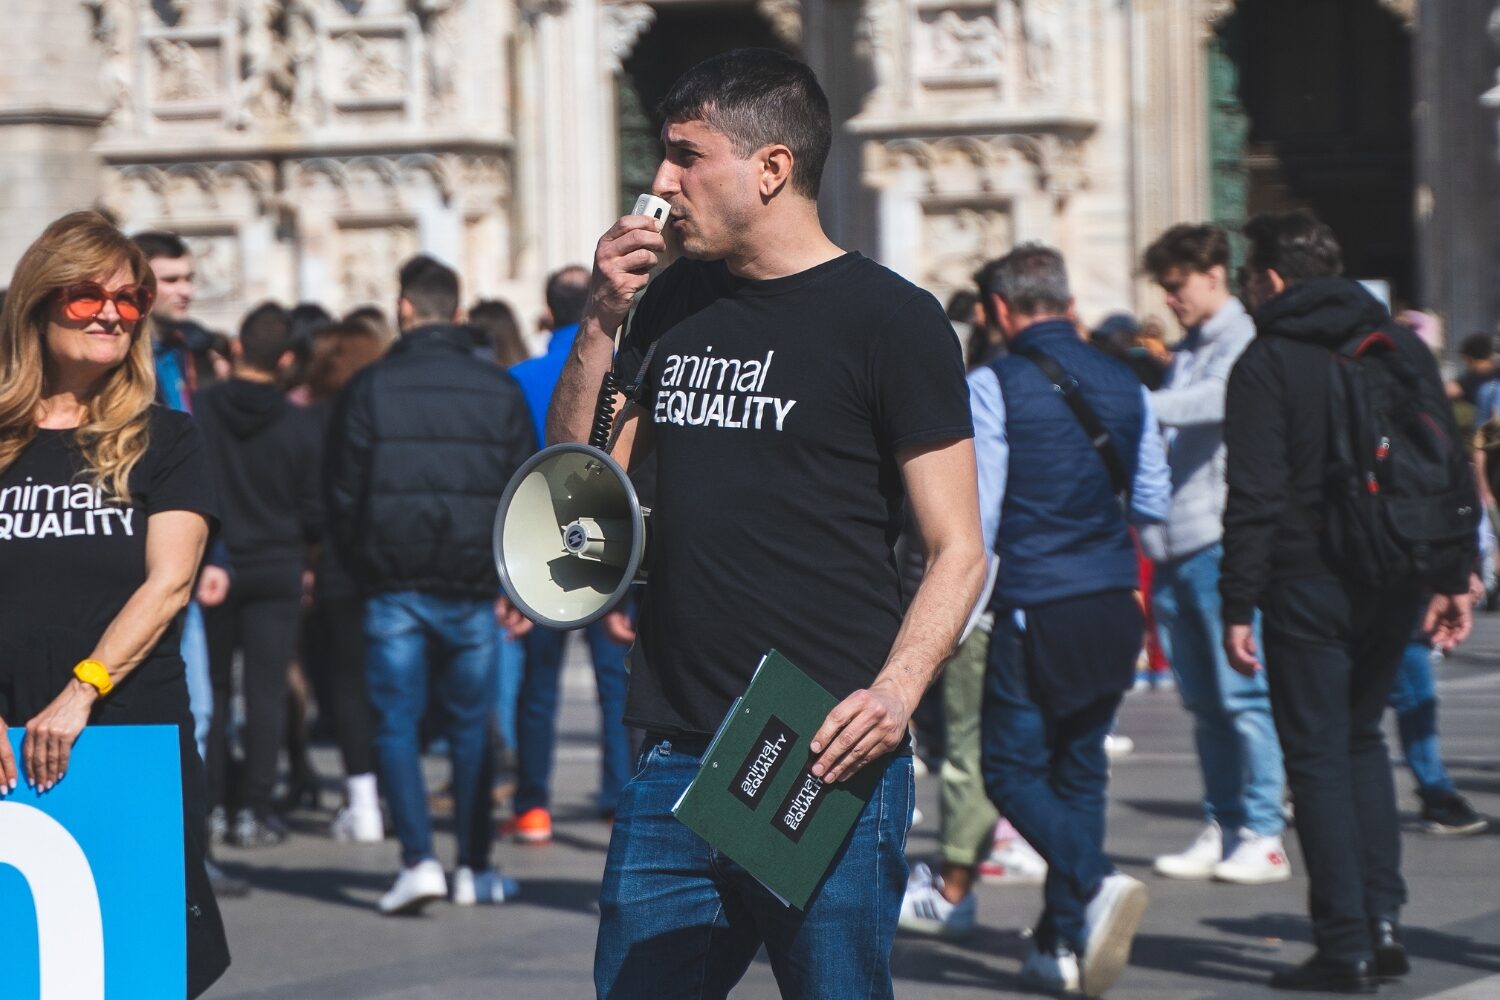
top-left (615, 5), bottom-right (796, 216)
top-left (1212, 0), bottom-right (1414, 303)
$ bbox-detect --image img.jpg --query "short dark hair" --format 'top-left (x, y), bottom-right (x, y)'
top-left (975, 243), bottom-right (1072, 317)
top-left (545, 266), bottom-right (590, 328)
top-left (658, 48), bottom-right (832, 199)
top-left (1143, 224), bottom-right (1231, 280)
top-left (398, 254), bottom-right (461, 322)
top-left (288, 302), bottom-right (332, 355)
top-left (238, 302), bottom-right (293, 373)
top-left (1243, 210), bottom-right (1343, 285)
top-left (132, 230), bottom-right (190, 261)
top-left (1460, 332), bottom-right (1495, 361)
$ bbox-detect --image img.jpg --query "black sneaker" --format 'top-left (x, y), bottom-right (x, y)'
top-left (1421, 793), bottom-right (1489, 836)
top-left (1270, 954), bottom-right (1376, 994)
top-left (1371, 917), bottom-right (1409, 980)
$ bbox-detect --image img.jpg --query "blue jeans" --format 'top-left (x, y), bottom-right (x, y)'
top-left (595, 736), bottom-right (913, 999)
top-left (365, 591), bottom-right (497, 869)
top-left (516, 623), bottom-right (631, 814)
top-left (1389, 642), bottom-right (1456, 799)
top-left (495, 632), bottom-right (524, 752)
top-left (1152, 543), bottom-right (1285, 838)
top-left (180, 601), bottom-right (213, 763)
top-left (981, 612), bottom-right (1120, 953)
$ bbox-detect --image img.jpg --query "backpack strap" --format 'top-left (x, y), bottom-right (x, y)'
top-left (1016, 347), bottom-right (1132, 506)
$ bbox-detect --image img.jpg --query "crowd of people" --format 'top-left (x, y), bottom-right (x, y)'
top-left (0, 46), bottom-right (1492, 1000)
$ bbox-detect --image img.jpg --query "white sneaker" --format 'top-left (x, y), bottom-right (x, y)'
top-left (330, 806), bottom-right (384, 844)
top-left (1212, 830), bottom-right (1292, 885)
top-left (1103, 734), bottom-right (1134, 760)
top-left (1019, 942), bottom-right (1081, 995)
top-left (979, 836), bottom-right (1048, 885)
top-left (897, 863), bottom-right (976, 937)
top-left (1152, 821), bottom-right (1223, 880)
top-left (378, 859), bottom-right (447, 916)
top-left (451, 866), bottom-right (521, 906)
top-left (1080, 873), bottom-right (1148, 997)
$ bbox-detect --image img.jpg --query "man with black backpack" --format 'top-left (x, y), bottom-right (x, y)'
top-left (1222, 211), bottom-right (1477, 993)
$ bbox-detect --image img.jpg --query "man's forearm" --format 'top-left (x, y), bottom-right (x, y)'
top-left (872, 543), bottom-right (986, 711)
top-left (546, 313), bottom-right (620, 446)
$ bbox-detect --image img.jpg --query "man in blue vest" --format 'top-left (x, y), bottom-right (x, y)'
top-left (973, 244), bottom-right (1170, 997)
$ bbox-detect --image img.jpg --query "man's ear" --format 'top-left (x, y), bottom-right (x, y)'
top-left (276, 349), bottom-right (296, 372)
top-left (1208, 264), bottom-right (1229, 292)
top-left (1267, 269), bottom-right (1288, 298)
top-left (759, 144), bottom-right (795, 199)
top-left (396, 297), bottom-right (415, 329)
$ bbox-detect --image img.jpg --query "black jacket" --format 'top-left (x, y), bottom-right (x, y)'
top-left (1220, 278), bottom-right (1463, 624)
top-left (324, 324), bottom-right (536, 598)
top-left (195, 378), bottom-right (320, 568)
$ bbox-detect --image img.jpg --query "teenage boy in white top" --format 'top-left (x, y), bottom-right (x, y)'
top-left (1139, 224), bottom-right (1290, 885)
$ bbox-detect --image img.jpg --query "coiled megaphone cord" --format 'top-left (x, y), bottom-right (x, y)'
top-left (589, 369), bottom-right (622, 451)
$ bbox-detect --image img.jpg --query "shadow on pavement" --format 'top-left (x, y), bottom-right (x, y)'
top-left (1128, 931), bottom-right (1284, 985)
top-left (1118, 797), bottom-right (1208, 822)
top-left (1204, 913), bottom-right (1500, 976)
top-left (891, 925), bottom-right (1030, 991)
top-left (216, 863), bottom-right (392, 913)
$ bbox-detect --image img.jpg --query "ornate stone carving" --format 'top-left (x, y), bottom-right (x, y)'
top-left (84, 0), bottom-right (137, 130)
top-left (601, 3), bottom-right (656, 74)
top-left (755, 0), bottom-right (802, 48)
top-left (152, 38), bottom-right (216, 103)
top-left (341, 33), bottom-right (407, 97)
top-left (183, 232), bottom-right (243, 305)
top-left (855, 0), bottom-right (899, 109)
top-left (235, 0), bottom-right (296, 127)
top-left (927, 11), bottom-right (1006, 76)
top-left (921, 204), bottom-right (1013, 292)
top-left (411, 0), bottom-right (461, 118)
top-left (338, 223), bottom-right (420, 306)
top-left (1021, 0), bottom-right (1065, 99)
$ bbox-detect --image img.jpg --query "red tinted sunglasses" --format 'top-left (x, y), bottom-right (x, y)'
top-left (57, 282), bottom-right (155, 324)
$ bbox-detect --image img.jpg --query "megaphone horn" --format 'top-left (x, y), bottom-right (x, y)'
top-left (494, 442), bottom-right (649, 629)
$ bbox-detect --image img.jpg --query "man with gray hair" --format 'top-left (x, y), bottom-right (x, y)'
top-left (972, 244), bottom-right (1170, 996)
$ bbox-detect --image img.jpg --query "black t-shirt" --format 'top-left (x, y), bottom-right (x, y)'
top-left (615, 253), bottom-right (972, 736)
top-left (0, 407), bottom-right (217, 722)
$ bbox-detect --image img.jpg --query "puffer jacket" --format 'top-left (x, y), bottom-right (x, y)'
top-left (323, 324), bottom-right (536, 598)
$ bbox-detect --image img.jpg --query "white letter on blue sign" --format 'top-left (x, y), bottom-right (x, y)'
top-left (0, 802), bottom-right (105, 999)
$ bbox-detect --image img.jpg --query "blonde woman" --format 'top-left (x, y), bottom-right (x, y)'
top-left (0, 211), bottom-right (230, 996)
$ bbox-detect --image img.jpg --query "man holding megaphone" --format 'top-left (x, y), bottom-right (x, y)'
top-left (527, 48), bottom-right (986, 999)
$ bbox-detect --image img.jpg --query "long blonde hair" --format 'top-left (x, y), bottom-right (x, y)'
top-left (0, 211), bottom-right (160, 502)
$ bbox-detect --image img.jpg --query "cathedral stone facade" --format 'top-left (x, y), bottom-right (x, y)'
top-left (1, 0), bottom-right (1496, 344)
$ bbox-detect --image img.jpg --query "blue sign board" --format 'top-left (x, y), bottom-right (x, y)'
top-left (0, 725), bottom-right (185, 1000)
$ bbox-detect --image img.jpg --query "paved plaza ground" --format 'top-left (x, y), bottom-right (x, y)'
top-left (207, 617), bottom-right (1500, 1000)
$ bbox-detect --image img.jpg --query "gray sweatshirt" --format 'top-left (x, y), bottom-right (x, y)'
top-left (1139, 297), bottom-right (1256, 564)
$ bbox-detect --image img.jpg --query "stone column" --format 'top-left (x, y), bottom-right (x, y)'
top-left (0, 0), bottom-right (110, 276)
top-left (1127, 0), bottom-right (1216, 321)
top-left (1416, 0), bottom-right (1500, 361)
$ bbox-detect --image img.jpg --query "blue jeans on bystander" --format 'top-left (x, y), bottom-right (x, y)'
top-left (365, 591), bottom-right (497, 869)
top-left (1389, 641), bottom-right (1456, 800)
top-left (1151, 542), bottom-right (1285, 838)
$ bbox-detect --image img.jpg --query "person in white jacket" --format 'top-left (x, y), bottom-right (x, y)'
top-left (1139, 224), bottom-right (1290, 886)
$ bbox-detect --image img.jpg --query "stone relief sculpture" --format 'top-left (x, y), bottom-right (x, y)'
top-left (854, 0), bottom-right (898, 108)
top-left (1021, 0), bottom-right (1064, 99)
top-left (342, 33), bottom-right (406, 96)
top-left (930, 11), bottom-right (1006, 76)
top-left (84, 0), bottom-right (136, 130)
top-left (411, 0), bottom-right (461, 118)
top-left (235, 0), bottom-right (296, 126)
top-left (153, 37), bottom-right (215, 102)
top-left (601, 2), bottom-right (656, 74)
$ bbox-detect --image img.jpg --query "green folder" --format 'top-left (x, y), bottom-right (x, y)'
top-left (671, 649), bottom-right (886, 910)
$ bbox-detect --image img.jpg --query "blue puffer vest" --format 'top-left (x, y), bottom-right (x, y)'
top-left (990, 320), bottom-right (1145, 609)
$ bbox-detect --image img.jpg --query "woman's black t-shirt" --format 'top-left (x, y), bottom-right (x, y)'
top-left (0, 406), bottom-right (217, 722)
top-left (615, 253), bottom-right (973, 736)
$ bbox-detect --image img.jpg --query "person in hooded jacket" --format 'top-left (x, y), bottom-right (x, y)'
top-left (1221, 211), bottom-right (1474, 994)
top-left (195, 302), bottom-right (321, 848)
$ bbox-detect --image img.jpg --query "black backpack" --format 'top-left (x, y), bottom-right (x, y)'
top-left (1325, 322), bottom-right (1479, 585)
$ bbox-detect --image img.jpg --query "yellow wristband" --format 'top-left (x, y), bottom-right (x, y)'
top-left (73, 658), bottom-right (113, 697)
